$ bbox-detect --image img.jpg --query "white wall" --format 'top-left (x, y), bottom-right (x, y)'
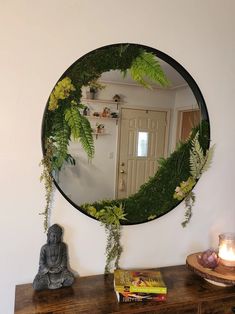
top-left (174, 86), bottom-right (197, 109)
top-left (1, 1), bottom-right (235, 313)
top-left (170, 86), bottom-right (197, 151)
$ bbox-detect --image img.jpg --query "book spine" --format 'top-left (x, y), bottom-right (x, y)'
top-left (116, 292), bottom-right (167, 303)
top-left (115, 285), bottom-right (167, 294)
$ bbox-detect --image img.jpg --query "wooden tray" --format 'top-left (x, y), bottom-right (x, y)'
top-left (186, 252), bottom-right (235, 286)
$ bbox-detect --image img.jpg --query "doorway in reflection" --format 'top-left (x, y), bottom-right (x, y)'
top-left (57, 69), bottom-right (199, 205)
top-left (117, 108), bottom-right (169, 199)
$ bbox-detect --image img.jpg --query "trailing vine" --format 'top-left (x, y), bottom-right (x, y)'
top-left (86, 204), bottom-right (126, 273)
top-left (39, 139), bottom-right (55, 231)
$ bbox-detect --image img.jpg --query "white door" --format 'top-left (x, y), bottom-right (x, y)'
top-left (116, 108), bottom-right (169, 199)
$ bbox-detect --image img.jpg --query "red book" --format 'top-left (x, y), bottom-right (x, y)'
top-left (116, 291), bottom-right (167, 303)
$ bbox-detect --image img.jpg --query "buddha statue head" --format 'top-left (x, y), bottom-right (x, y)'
top-left (47, 224), bottom-right (63, 244)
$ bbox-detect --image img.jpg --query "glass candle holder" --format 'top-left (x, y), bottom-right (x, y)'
top-left (218, 233), bottom-right (235, 267)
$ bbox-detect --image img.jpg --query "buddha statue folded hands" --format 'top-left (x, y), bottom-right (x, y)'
top-left (33, 224), bottom-right (74, 290)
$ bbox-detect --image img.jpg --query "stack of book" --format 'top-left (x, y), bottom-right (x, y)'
top-left (114, 269), bottom-right (167, 303)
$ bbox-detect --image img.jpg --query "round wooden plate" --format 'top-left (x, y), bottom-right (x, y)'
top-left (186, 252), bottom-right (235, 286)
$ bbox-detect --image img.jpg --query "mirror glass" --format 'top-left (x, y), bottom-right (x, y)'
top-left (42, 43), bottom-right (210, 224)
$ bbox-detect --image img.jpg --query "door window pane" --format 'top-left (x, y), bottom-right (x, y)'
top-left (137, 132), bottom-right (148, 157)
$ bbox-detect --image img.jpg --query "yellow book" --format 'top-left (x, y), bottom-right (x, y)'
top-left (114, 269), bottom-right (167, 294)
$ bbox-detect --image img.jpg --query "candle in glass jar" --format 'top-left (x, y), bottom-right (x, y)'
top-left (218, 233), bottom-right (235, 267)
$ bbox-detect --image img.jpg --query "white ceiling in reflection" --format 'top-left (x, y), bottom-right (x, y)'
top-left (99, 60), bottom-right (188, 89)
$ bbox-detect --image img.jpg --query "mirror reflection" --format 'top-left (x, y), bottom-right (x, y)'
top-left (42, 43), bottom-right (209, 224)
top-left (57, 63), bottom-right (200, 205)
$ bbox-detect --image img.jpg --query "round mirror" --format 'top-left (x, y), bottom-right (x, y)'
top-left (42, 43), bottom-right (210, 225)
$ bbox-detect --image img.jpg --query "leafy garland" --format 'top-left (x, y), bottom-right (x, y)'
top-left (41, 44), bottom-right (170, 271)
top-left (174, 132), bottom-right (215, 227)
top-left (39, 139), bottom-right (55, 231)
top-left (86, 204), bottom-right (126, 273)
top-left (81, 121), bottom-right (210, 224)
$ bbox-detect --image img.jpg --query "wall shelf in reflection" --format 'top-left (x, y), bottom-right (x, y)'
top-left (81, 98), bottom-right (121, 105)
top-left (92, 132), bottom-right (110, 139)
top-left (86, 115), bottom-right (119, 125)
top-left (81, 98), bottom-right (121, 111)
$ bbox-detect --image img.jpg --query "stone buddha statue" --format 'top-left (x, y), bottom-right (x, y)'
top-left (33, 224), bottom-right (74, 290)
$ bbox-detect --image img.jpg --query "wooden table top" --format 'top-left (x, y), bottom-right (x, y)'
top-left (15, 265), bottom-right (235, 314)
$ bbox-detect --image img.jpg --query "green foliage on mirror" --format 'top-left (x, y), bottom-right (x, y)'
top-left (128, 51), bottom-right (170, 88)
top-left (43, 44), bottom-right (169, 173)
top-left (174, 131), bottom-right (215, 227)
top-left (41, 44), bottom-right (170, 232)
top-left (82, 121), bottom-right (210, 225)
top-left (44, 77), bottom-right (94, 171)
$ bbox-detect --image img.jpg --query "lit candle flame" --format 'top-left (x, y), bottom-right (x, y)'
top-left (219, 244), bottom-right (235, 261)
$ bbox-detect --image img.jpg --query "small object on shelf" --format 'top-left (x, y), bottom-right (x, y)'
top-left (83, 106), bottom-right (90, 116)
top-left (87, 79), bottom-right (105, 99)
top-left (96, 123), bottom-right (105, 134)
top-left (101, 107), bottom-right (110, 118)
top-left (93, 112), bottom-right (100, 117)
top-left (94, 123), bottom-right (104, 138)
top-left (111, 112), bottom-right (118, 119)
top-left (86, 90), bottom-right (95, 99)
top-left (113, 94), bottom-right (121, 102)
top-left (197, 249), bottom-right (219, 269)
top-left (114, 269), bottom-right (167, 294)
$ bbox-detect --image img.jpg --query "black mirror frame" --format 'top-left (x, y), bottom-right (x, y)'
top-left (41, 43), bottom-right (210, 225)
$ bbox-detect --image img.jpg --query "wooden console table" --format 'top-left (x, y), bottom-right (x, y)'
top-left (15, 265), bottom-right (235, 314)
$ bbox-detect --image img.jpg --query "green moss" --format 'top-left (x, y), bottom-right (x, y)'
top-left (81, 121), bottom-right (210, 224)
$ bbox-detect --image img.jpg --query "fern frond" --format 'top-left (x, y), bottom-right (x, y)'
top-left (65, 106), bottom-right (81, 140)
top-left (201, 144), bottom-right (215, 175)
top-left (53, 115), bottom-right (70, 169)
top-left (190, 132), bottom-right (215, 179)
top-left (77, 113), bottom-right (95, 159)
top-left (189, 132), bottom-right (206, 179)
top-left (65, 105), bottom-right (95, 159)
top-left (130, 52), bottom-right (170, 88)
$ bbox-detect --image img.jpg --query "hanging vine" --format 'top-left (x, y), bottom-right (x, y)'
top-left (39, 139), bottom-right (55, 231)
top-left (85, 204), bottom-right (126, 273)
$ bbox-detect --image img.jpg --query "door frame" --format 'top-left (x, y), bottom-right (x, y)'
top-left (175, 106), bottom-right (201, 145)
top-left (115, 105), bottom-right (171, 198)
